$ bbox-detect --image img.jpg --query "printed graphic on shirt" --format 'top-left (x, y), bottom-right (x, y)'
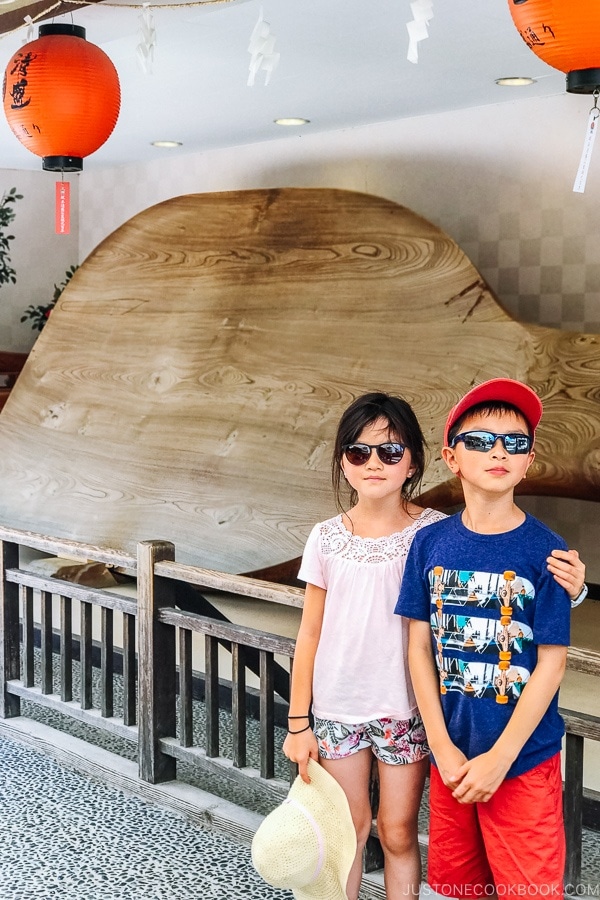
top-left (428, 566), bottom-right (535, 705)
top-left (428, 567), bottom-right (535, 611)
top-left (428, 611), bottom-right (533, 656)
top-left (435, 658), bottom-right (530, 701)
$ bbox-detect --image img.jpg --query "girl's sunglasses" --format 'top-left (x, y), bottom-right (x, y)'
top-left (450, 431), bottom-right (532, 454)
top-left (343, 442), bottom-right (406, 465)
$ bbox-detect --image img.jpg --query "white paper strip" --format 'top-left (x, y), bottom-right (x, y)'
top-left (247, 6), bottom-right (280, 86)
top-left (573, 109), bottom-right (599, 194)
top-left (23, 15), bottom-right (34, 44)
top-left (407, 0), bottom-right (434, 64)
top-left (136, 3), bottom-right (156, 75)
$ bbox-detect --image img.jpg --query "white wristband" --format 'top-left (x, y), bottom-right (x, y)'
top-left (571, 583), bottom-right (588, 609)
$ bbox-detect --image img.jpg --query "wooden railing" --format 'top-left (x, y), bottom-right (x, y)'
top-left (561, 646), bottom-right (600, 891)
top-left (0, 530), bottom-right (298, 804)
top-left (137, 540), bottom-right (298, 796)
top-left (0, 525), bottom-right (598, 888)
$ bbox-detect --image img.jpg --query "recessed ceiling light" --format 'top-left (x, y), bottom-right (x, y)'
top-left (274, 117), bottom-right (310, 126)
top-left (151, 140), bottom-right (183, 148)
top-left (495, 77), bottom-right (536, 87)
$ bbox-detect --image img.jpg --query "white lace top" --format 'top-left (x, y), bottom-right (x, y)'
top-left (298, 508), bottom-right (446, 723)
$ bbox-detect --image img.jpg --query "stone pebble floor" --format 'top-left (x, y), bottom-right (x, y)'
top-left (0, 736), bottom-right (293, 900)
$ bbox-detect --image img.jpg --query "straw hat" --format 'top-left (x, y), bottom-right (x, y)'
top-left (251, 758), bottom-right (357, 900)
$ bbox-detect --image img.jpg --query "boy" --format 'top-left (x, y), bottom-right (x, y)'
top-left (396, 378), bottom-right (571, 898)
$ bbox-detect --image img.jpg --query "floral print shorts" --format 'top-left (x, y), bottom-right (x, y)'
top-left (313, 714), bottom-right (429, 765)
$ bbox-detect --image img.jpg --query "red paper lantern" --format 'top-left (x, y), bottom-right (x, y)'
top-left (508, 0), bottom-right (600, 93)
top-left (2, 23), bottom-right (120, 171)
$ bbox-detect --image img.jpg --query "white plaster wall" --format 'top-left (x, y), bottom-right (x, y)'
top-left (0, 170), bottom-right (79, 353)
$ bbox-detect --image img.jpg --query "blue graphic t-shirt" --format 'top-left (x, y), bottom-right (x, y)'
top-left (395, 512), bottom-right (570, 779)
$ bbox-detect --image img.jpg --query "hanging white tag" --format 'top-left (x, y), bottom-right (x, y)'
top-left (406, 0), bottom-right (434, 64)
top-left (247, 6), bottom-right (279, 86)
top-left (136, 2), bottom-right (156, 75)
top-left (573, 108), bottom-right (599, 194)
top-left (23, 15), bottom-right (34, 44)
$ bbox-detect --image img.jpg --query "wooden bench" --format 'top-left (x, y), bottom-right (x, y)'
top-left (0, 351), bottom-right (27, 411)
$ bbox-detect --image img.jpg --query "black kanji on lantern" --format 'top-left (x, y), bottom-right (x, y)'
top-left (8, 51), bottom-right (37, 110)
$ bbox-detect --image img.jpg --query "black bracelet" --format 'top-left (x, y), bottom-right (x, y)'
top-left (288, 714), bottom-right (310, 719)
top-left (288, 724), bottom-right (312, 735)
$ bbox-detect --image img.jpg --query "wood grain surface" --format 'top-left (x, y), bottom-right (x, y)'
top-left (0, 188), bottom-right (598, 572)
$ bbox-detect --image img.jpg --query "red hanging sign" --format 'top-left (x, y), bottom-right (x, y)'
top-left (55, 180), bottom-right (70, 234)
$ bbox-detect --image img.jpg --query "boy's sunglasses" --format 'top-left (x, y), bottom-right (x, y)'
top-left (343, 442), bottom-right (406, 466)
top-left (450, 431), bottom-right (532, 455)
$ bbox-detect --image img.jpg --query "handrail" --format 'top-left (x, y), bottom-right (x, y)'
top-left (154, 559), bottom-right (304, 608)
top-left (0, 524), bottom-right (136, 569)
top-left (5, 569), bottom-right (138, 615)
top-left (159, 606), bottom-right (296, 655)
top-left (560, 708), bottom-right (600, 742)
top-left (567, 645), bottom-right (600, 678)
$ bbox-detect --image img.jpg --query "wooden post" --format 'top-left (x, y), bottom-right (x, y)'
top-left (101, 607), bottom-right (114, 718)
top-left (40, 590), bottom-right (53, 694)
top-left (21, 584), bottom-right (34, 688)
top-left (60, 595), bottom-right (72, 702)
top-left (80, 601), bottom-right (93, 710)
top-left (179, 628), bottom-right (193, 748)
top-left (0, 540), bottom-right (20, 718)
top-left (232, 642), bottom-right (246, 769)
top-left (122, 612), bottom-right (136, 726)
top-left (259, 649), bottom-right (274, 780)
top-left (137, 540), bottom-right (176, 784)
top-left (205, 634), bottom-right (219, 758)
top-left (564, 732), bottom-right (584, 889)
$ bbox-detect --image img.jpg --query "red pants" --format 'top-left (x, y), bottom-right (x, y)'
top-left (427, 754), bottom-right (565, 898)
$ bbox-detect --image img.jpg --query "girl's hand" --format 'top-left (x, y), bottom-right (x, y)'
top-left (282, 728), bottom-right (320, 784)
top-left (546, 549), bottom-right (585, 600)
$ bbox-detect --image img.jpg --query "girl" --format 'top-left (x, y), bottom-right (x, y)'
top-left (283, 392), bottom-right (585, 900)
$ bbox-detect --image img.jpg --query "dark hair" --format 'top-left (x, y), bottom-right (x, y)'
top-left (447, 400), bottom-right (532, 445)
top-left (332, 391), bottom-right (426, 510)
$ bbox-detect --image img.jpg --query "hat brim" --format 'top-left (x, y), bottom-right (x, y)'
top-left (289, 761), bottom-right (356, 900)
top-left (252, 759), bottom-right (357, 900)
top-left (443, 378), bottom-right (543, 446)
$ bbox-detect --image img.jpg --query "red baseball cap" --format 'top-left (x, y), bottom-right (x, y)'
top-left (443, 378), bottom-right (543, 446)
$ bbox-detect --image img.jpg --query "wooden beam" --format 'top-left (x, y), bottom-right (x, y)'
top-left (0, 0), bottom-right (100, 38)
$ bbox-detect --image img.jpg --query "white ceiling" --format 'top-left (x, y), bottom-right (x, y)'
top-left (0, 0), bottom-right (568, 172)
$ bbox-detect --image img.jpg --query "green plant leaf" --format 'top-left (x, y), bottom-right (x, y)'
top-left (0, 187), bottom-right (22, 291)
